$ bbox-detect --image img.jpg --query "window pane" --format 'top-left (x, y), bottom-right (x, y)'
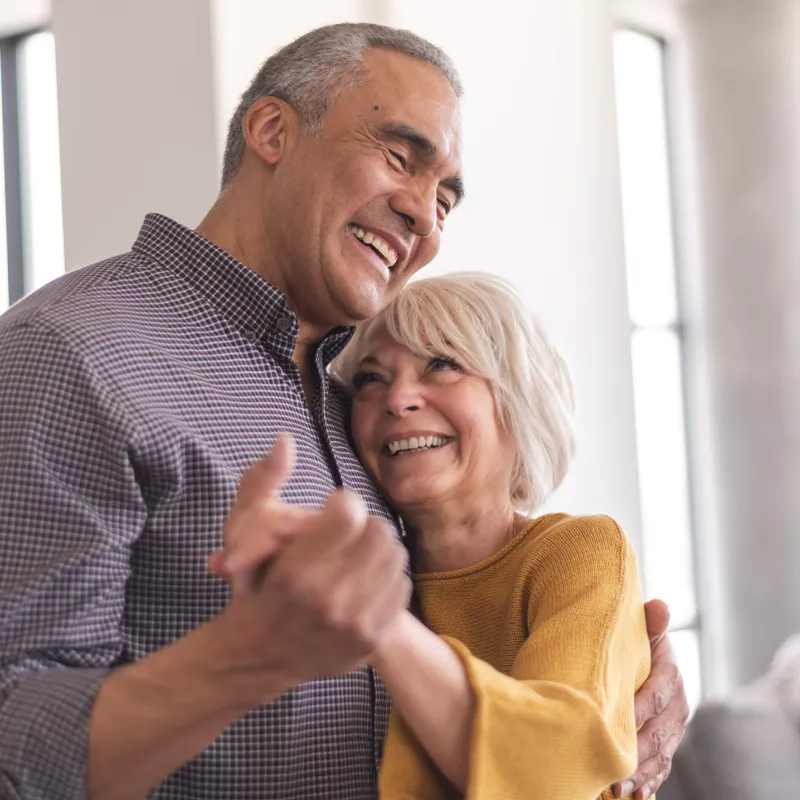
top-left (613, 30), bottom-right (678, 328)
top-left (671, 628), bottom-right (703, 715)
top-left (18, 31), bottom-right (64, 294)
top-left (0, 56), bottom-right (8, 312)
top-left (631, 328), bottom-right (696, 628)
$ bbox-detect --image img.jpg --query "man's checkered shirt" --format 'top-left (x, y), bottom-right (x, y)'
top-left (0, 214), bottom-right (397, 799)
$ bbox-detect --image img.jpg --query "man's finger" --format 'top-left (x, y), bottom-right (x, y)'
top-left (237, 433), bottom-right (296, 507)
top-left (222, 505), bottom-right (311, 574)
top-left (643, 598), bottom-right (670, 644)
top-left (271, 489), bottom-right (368, 570)
top-left (638, 767), bottom-right (671, 799)
top-left (613, 748), bottom-right (673, 798)
top-left (634, 658), bottom-right (679, 728)
top-left (635, 713), bottom-right (682, 764)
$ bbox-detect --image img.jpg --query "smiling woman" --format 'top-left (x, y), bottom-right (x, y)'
top-left (331, 271), bottom-right (576, 515)
top-left (329, 272), bottom-right (651, 799)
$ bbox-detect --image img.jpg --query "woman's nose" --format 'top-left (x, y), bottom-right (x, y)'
top-left (384, 378), bottom-right (423, 417)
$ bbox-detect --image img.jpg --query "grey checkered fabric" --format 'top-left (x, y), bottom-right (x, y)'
top-left (0, 214), bottom-right (397, 799)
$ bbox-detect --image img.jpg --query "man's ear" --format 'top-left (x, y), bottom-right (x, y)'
top-left (242, 97), bottom-right (298, 167)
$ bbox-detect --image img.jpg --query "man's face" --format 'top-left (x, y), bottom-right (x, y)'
top-left (270, 48), bottom-right (464, 331)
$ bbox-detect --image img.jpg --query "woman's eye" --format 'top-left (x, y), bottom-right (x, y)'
top-left (428, 356), bottom-right (461, 373)
top-left (388, 150), bottom-right (408, 170)
top-left (353, 371), bottom-right (380, 390)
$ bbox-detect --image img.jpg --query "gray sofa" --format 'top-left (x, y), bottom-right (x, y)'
top-left (658, 695), bottom-right (800, 799)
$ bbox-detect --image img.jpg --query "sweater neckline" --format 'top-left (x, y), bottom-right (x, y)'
top-left (413, 514), bottom-right (564, 583)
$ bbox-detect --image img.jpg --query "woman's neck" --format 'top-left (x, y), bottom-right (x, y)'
top-left (407, 498), bottom-right (523, 574)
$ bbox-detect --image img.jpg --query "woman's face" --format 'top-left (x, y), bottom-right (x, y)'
top-left (349, 325), bottom-right (516, 514)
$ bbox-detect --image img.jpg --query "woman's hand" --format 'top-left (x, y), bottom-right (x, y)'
top-left (614, 599), bottom-right (691, 799)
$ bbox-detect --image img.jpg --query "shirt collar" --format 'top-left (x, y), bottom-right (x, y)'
top-left (132, 213), bottom-right (354, 364)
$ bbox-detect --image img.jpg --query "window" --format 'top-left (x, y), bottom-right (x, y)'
top-left (0, 30), bottom-right (64, 313)
top-left (613, 29), bottom-right (702, 713)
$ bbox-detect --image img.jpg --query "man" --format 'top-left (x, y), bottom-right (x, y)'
top-left (0, 23), bottom-right (686, 800)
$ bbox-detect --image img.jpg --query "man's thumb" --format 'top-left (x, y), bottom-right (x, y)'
top-left (238, 433), bottom-right (296, 503)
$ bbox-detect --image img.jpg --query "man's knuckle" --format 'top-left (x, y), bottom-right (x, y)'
top-left (650, 728), bottom-right (666, 752)
top-left (655, 750), bottom-right (671, 772)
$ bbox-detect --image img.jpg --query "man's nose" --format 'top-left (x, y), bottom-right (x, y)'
top-left (390, 180), bottom-right (437, 238)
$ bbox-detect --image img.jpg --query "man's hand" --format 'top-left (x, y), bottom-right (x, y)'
top-left (209, 434), bottom-right (412, 703)
top-left (613, 599), bottom-right (691, 799)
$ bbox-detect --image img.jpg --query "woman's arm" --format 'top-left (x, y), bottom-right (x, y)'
top-left (372, 611), bottom-right (475, 790)
top-left (375, 515), bottom-right (651, 800)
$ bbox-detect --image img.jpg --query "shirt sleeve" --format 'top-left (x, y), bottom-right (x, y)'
top-left (379, 516), bottom-right (650, 800)
top-left (0, 322), bottom-right (147, 799)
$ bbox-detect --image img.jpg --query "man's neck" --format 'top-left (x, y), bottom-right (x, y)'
top-left (197, 192), bottom-right (334, 407)
top-left (195, 192), bottom-right (280, 288)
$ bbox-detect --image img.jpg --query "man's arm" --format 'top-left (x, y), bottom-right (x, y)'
top-left (0, 326), bottom-right (410, 799)
top-left (619, 599), bottom-right (691, 799)
top-left (90, 474), bottom-right (411, 800)
top-left (0, 323), bottom-right (148, 798)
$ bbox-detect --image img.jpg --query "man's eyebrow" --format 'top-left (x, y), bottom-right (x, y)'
top-left (442, 176), bottom-right (466, 209)
top-left (376, 122), bottom-right (466, 208)
top-left (377, 122), bottom-right (438, 157)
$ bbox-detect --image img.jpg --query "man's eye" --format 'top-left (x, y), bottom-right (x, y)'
top-left (388, 150), bottom-right (408, 170)
top-left (428, 356), bottom-right (461, 373)
top-left (437, 197), bottom-right (452, 215)
top-left (353, 371), bottom-right (380, 389)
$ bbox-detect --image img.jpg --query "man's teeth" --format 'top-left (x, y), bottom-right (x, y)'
top-left (387, 436), bottom-right (452, 455)
top-left (350, 225), bottom-right (398, 267)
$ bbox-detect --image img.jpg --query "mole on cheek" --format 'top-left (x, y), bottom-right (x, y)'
top-left (373, 105), bottom-right (380, 111)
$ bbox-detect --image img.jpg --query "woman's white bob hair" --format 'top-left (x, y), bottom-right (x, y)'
top-left (330, 272), bottom-right (576, 512)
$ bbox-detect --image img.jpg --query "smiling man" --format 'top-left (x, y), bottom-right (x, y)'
top-left (0, 23), bottom-right (686, 800)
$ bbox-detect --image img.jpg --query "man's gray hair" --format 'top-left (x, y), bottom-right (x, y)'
top-left (221, 22), bottom-right (463, 188)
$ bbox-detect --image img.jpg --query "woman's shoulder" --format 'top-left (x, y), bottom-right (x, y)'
top-left (517, 513), bottom-right (645, 634)
top-left (518, 512), bottom-right (637, 579)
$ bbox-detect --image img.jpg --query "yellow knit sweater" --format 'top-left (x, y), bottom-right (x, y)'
top-left (378, 513), bottom-right (651, 800)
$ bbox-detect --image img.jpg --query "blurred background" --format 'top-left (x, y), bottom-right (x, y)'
top-left (1, 0), bottom-right (799, 793)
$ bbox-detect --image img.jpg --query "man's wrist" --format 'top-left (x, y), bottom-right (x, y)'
top-left (189, 615), bottom-right (299, 712)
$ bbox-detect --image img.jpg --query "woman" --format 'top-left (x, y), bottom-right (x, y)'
top-left (328, 272), bottom-right (650, 799)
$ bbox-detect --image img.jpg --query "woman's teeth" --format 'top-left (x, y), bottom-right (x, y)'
top-left (387, 436), bottom-right (452, 455)
top-left (350, 225), bottom-right (398, 267)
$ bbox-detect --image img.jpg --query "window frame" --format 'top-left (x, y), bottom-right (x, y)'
top-left (612, 23), bottom-right (706, 698)
top-left (0, 27), bottom-right (47, 307)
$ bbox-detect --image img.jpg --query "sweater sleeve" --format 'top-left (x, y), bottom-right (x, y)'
top-left (379, 516), bottom-right (650, 800)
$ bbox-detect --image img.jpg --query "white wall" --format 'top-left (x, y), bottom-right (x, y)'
top-left (51, 0), bottom-right (219, 270)
top-left (0, 0), bottom-right (50, 37)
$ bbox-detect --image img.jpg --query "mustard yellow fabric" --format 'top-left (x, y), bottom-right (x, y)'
top-left (378, 513), bottom-right (651, 800)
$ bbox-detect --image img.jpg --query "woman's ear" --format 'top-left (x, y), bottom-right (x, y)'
top-left (242, 96), bottom-right (299, 167)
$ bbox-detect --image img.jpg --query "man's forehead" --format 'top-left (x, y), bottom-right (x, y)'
top-left (358, 49), bottom-right (462, 141)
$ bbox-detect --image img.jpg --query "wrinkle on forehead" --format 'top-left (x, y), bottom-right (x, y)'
top-left (358, 48), bottom-right (463, 151)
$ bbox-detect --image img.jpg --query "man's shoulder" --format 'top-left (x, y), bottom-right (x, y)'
top-left (1, 249), bottom-right (152, 335)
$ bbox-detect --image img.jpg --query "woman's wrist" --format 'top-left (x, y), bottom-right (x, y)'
top-left (371, 610), bottom-right (417, 673)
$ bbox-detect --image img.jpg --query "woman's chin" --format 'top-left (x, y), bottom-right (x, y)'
top-left (384, 480), bottom-right (446, 514)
